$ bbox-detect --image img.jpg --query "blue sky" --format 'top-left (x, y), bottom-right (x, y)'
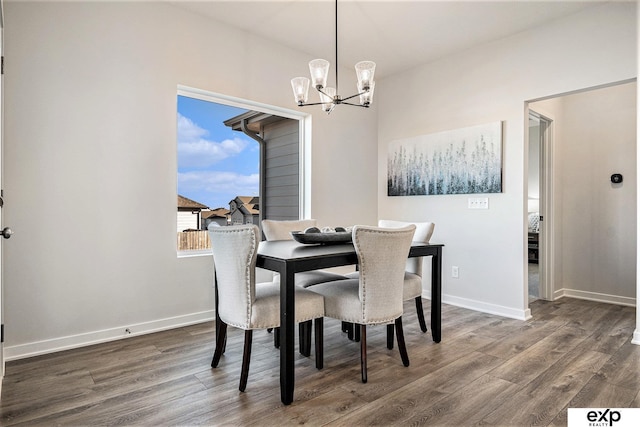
top-left (177, 95), bottom-right (259, 210)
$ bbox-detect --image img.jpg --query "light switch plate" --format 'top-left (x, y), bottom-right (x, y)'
top-left (468, 197), bottom-right (489, 209)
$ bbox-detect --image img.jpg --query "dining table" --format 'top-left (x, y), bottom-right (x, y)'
top-left (254, 239), bottom-right (444, 405)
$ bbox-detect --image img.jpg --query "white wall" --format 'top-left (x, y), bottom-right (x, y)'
top-left (559, 85), bottom-right (636, 302)
top-left (533, 83), bottom-right (637, 304)
top-left (527, 121), bottom-right (540, 209)
top-left (377, 2), bottom-right (637, 320)
top-left (2, 2), bottom-right (378, 358)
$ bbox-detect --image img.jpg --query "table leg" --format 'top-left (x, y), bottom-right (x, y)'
top-left (280, 265), bottom-right (295, 405)
top-left (431, 248), bottom-right (442, 343)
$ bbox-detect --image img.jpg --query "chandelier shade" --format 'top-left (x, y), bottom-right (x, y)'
top-left (290, 0), bottom-right (376, 114)
top-left (291, 77), bottom-right (310, 104)
top-left (309, 59), bottom-right (330, 89)
top-left (355, 61), bottom-right (376, 91)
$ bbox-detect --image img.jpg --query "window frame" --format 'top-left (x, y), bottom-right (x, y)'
top-left (176, 85), bottom-right (311, 256)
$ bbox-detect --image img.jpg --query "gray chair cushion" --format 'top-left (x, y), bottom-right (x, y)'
top-left (295, 271), bottom-right (348, 288)
top-left (250, 282), bottom-right (325, 329)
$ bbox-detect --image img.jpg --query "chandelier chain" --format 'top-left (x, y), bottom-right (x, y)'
top-left (289, 0), bottom-right (376, 113)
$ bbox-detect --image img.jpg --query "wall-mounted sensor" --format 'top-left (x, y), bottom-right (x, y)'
top-left (611, 173), bottom-right (623, 184)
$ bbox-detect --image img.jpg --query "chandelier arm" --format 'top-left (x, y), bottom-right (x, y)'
top-left (340, 91), bottom-right (368, 102)
top-left (316, 87), bottom-right (332, 98)
top-left (298, 101), bottom-right (334, 107)
top-left (340, 101), bottom-right (370, 107)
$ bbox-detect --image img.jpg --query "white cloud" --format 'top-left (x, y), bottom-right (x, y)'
top-left (178, 170), bottom-right (259, 197)
top-left (177, 113), bottom-right (248, 168)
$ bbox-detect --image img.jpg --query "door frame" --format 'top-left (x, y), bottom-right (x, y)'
top-left (527, 108), bottom-right (554, 302)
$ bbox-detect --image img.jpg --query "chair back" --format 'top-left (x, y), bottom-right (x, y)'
top-left (208, 224), bottom-right (258, 329)
top-left (378, 219), bottom-right (435, 276)
top-left (262, 219), bottom-right (318, 241)
top-left (353, 224), bottom-right (416, 323)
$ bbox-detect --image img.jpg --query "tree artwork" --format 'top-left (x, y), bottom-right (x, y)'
top-left (387, 122), bottom-right (502, 196)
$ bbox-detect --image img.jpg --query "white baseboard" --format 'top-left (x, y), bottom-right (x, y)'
top-left (554, 288), bottom-right (636, 307)
top-left (553, 289), bottom-right (566, 301)
top-left (632, 329), bottom-right (640, 346)
top-left (422, 290), bottom-right (531, 320)
top-left (4, 310), bottom-right (215, 361)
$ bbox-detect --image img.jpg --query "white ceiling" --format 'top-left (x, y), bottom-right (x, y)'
top-left (166, 0), bottom-right (606, 79)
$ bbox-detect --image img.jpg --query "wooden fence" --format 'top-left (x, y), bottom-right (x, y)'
top-left (177, 230), bottom-right (211, 251)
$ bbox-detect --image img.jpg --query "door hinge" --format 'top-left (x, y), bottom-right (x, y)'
top-left (1, 324), bottom-right (4, 343)
top-left (539, 216), bottom-right (544, 221)
top-left (1, 56), bottom-right (4, 75)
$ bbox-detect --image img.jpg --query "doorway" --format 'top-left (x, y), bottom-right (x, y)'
top-left (527, 80), bottom-right (637, 309)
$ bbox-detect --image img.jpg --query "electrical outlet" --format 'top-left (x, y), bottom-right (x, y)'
top-left (468, 197), bottom-right (489, 209)
top-left (452, 266), bottom-right (459, 278)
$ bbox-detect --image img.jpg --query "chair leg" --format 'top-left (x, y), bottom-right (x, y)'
top-left (239, 330), bottom-right (253, 392)
top-left (386, 324), bottom-right (394, 350)
top-left (360, 324), bottom-right (367, 383)
top-left (300, 321), bottom-right (312, 357)
top-left (215, 297), bottom-right (226, 354)
top-left (314, 317), bottom-right (324, 370)
top-left (299, 323), bottom-right (305, 354)
top-left (354, 325), bottom-right (361, 342)
top-left (345, 322), bottom-right (354, 340)
top-left (274, 327), bottom-right (280, 348)
top-left (395, 316), bottom-right (410, 367)
top-left (211, 321), bottom-right (227, 368)
top-left (415, 296), bottom-right (428, 333)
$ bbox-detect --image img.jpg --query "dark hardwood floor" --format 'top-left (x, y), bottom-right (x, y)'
top-left (1, 298), bottom-right (639, 426)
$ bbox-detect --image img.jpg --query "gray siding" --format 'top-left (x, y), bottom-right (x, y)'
top-left (263, 119), bottom-right (299, 220)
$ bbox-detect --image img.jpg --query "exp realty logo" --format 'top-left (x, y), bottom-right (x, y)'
top-left (568, 408), bottom-right (640, 427)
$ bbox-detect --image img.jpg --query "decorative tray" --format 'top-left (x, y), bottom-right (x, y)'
top-left (290, 231), bottom-right (352, 245)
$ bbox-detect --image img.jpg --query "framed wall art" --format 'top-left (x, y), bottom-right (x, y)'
top-left (387, 121), bottom-right (503, 196)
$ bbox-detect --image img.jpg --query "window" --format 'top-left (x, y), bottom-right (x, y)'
top-left (176, 87), bottom-right (307, 252)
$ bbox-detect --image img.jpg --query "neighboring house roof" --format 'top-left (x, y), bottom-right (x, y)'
top-left (235, 195), bottom-right (258, 205)
top-left (178, 195), bottom-right (209, 210)
top-left (231, 196), bottom-right (259, 215)
top-left (239, 204), bottom-right (259, 215)
top-left (202, 208), bottom-right (230, 219)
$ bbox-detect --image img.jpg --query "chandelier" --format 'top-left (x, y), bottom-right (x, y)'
top-left (290, 0), bottom-right (376, 114)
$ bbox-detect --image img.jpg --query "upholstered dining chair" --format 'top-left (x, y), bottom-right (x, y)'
top-left (208, 224), bottom-right (325, 392)
top-left (346, 219), bottom-right (435, 348)
top-left (309, 224), bottom-right (416, 383)
top-left (262, 219), bottom-right (348, 355)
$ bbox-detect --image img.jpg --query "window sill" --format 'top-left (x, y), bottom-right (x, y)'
top-left (177, 249), bottom-right (211, 259)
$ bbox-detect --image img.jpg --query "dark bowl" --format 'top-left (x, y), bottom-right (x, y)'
top-left (290, 231), bottom-right (352, 245)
